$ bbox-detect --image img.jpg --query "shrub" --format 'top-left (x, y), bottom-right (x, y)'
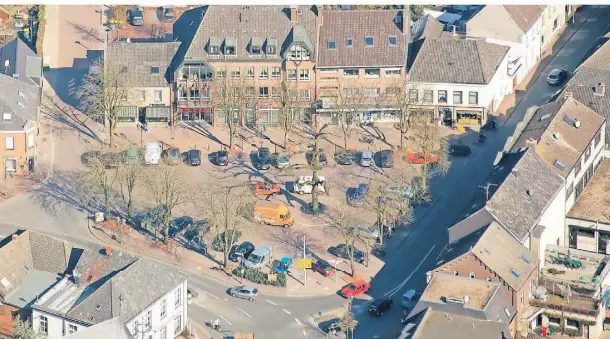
top-left (232, 267), bottom-right (287, 287)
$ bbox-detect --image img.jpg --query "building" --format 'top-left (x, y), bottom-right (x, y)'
top-left (106, 41), bottom-right (180, 126)
top-left (407, 37), bottom-right (511, 126)
top-left (466, 5), bottom-right (545, 85)
top-left (172, 5), bottom-right (318, 126)
top-left (314, 9), bottom-right (409, 124)
top-left (540, 5), bottom-right (568, 50)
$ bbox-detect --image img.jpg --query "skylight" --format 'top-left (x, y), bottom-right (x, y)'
top-left (553, 160), bottom-right (565, 170)
top-left (388, 35), bottom-right (397, 46)
top-left (365, 36), bottom-right (374, 47)
top-left (539, 113), bottom-right (552, 121)
top-left (17, 102), bottom-right (26, 109)
top-left (96, 304), bottom-right (103, 311)
top-left (510, 269), bottom-right (520, 278)
top-left (151, 66), bottom-right (160, 74)
top-left (346, 38), bottom-right (353, 47)
top-left (328, 40), bottom-right (336, 49)
top-left (521, 255), bottom-right (531, 264)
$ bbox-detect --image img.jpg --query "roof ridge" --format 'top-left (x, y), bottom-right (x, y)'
top-left (324, 9), bottom-right (402, 13)
top-left (473, 40), bottom-right (487, 84)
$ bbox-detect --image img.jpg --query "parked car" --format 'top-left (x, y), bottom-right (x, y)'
top-left (400, 289), bottom-right (420, 309)
top-left (212, 230), bottom-right (242, 251)
top-left (228, 241), bottom-right (255, 262)
top-left (128, 8), bottom-right (144, 26)
top-left (380, 149), bottom-right (394, 168)
top-left (123, 148), bottom-right (140, 165)
top-left (449, 144), bottom-right (472, 157)
top-left (368, 298), bottom-right (393, 316)
top-left (360, 150), bottom-right (374, 167)
top-left (256, 147), bottom-right (271, 170)
top-left (274, 152), bottom-right (291, 169)
top-left (339, 280), bottom-right (370, 298)
top-left (229, 286), bottom-right (259, 301)
top-left (216, 150), bottom-right (229, 166)
top-left (321, 318), bottom-right (341, 335)
top-left (336, 150), bottom-right (356, 165)
top-left (312, 259), bottom-right (336, 277)
top-left (293, 176), bottom-right (326, 194)
top-left (329, 244), bottom-right (367, 264)
top-left (161, 6), bottom-right (176, 22)
top-left (405, 151), bottom-right (439, 164)
top-left (547, 68), bottom-right (568, 85)
top-left (187, 149), bottom-right (202, 166)
top-left (347, 183), bottom-right (370, 206)
top-left (81, 151), bottom-right (101, 167)
top-left (144, 143), bottom-right (162, 165)
top-left (243, 245), bottom-right (272, 269)
top-left (272, 257), bottom-right (293, 273)
top-left (162, 147), bottom-right (181, 165)
top-left (253, 201), bottom-right (294, 228)
top-left (253, 181), bottom-right (281, 196)
top-left (386, 183), bottom-right (413, 199)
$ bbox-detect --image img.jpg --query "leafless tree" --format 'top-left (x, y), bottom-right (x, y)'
top-left (274, 77), bottom-right (303, 149)
top-left (326, 206), bottom-right (365, 277)
top-left (339, 298), bottom-right (358, 339)
top-left (117, 150), bottom-right (142, 221)
top-left (80, 147), bottom-right (120, 218)
top-left (335, 81), bottom-right (371, 150)
top-left (409, 119), bottom-right (450, 202)
top-left (147, 23), bottom-right (169, 41)
top-left (199, 180), bottom-right (255, 268)
top-left (301, 123), bottom-right (332, 213)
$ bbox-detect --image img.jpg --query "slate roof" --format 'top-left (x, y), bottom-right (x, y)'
top-left (511, 97), bottom-right (605, 177)
top-left (0, 72), bottom-right (41, 132)
top-left (317, 10), bottom-right (407, 68)
top-left (485, 148), bottom-right (564, 244)
top-left (106, 42), bottom-right (180, 87)
top-left (411, 15), bottom-right (444, 41)
top-left (0, 38), bottom-right (43, 86)
top-left (409, 38), bottom-right (509, 84)
top-left (503, 5), bottom-right (545, 32)
top-left (410, 308), bottom-right (510, 339)
top-left (181, 5), bottom-right (318, 61)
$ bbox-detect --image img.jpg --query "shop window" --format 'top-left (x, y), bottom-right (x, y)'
top-left (343, 69), bottom-right (359, 77)
top-left (423, 90), bottom-right (433, 104)
top-left (408, 89), bottom-right (418, 103)
top-left (453, 91), bottom-right (463, 104)
top-left (438, 90), bottom-right (447, 103)
top-left (469, 91), bottom-right (478, 105)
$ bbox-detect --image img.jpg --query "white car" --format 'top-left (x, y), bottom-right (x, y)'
top-left (386, 183), bottom-right (413, 199)
top-left (275, 152), bottom-right (291, 169)
top-left (144, 143), bottom-right (162, 165)
top-left (293, 176), bottom-right (326, 194)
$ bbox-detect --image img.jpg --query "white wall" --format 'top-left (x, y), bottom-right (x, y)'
top-left (32, 309), bottom-right (86, 339)
top-left (538, 186), bottom-right (567, 268)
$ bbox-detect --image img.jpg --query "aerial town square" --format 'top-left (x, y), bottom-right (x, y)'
top-left (1, 2), bottom-right (610, 339)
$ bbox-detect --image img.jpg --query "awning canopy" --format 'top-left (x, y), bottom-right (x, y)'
top-left (145, 106), bottom-right (170, 118)
top-left (117, 106), bottom-right (138, 118)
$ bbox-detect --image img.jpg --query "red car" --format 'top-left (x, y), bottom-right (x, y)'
top-left (340, 280), bottom-right (371, 298)
top-left (405, 151), bottom-right (439, 164)
top-left (253, 182), bottom-right (281, 196)
top-left (312, 259), bottom-right (336, 277)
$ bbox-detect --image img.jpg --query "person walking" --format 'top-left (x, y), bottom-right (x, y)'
top-left (214, 318), bottom-right (220, 331)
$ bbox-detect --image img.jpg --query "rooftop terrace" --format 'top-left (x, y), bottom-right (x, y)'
top-left (423, 274), bottom-right (497, 310)
top-left (568, 160), bottom-right (610, 222)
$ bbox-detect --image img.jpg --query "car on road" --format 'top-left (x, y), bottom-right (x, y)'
top-left (347, 183), bottom-right (370, 207)
top-left (340, 280), bottom-right (371, 298)
top-left (368, 298), bottom-right (393, 316)
top-left (312, 259), bottom-right (336, 277)
top-left (216, 150), bottom-right (229, 166)
top-left (186, 149), bottom-right (202, 166)
top-left (380, 149), bottom-right (394, 168)
top-left (335, 150), bottom-right (356, 165)
top-left (256, 147), bottom-right (271, 170)
top-left (212, 230), bottom-right (242, 251)
top-left (128, 8), bottom-right (144, 26)
top-left (405, 151), bottom-right (439, 164)
top-left (229, 286), bottom-right (259, 301)
top-left (360, 150), bottom-right (374, 167)
top-left (253, 181), bottom-right (281, 196)
top-left (449, 144), bottom-right (471, 157)
top-left (81, 151), bottom-right (101, 167)
top-left (228, 241), bottom-right (255, 262)
top-left (274, 152), bottom-right (291, 169)
top-left (329, 244), bottom-right (367, 264)
top-left (547, 68), bottom-right (568, 85)
top-left (162, 147), bottom-right (181, 165)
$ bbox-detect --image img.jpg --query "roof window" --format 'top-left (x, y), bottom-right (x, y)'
top-left (388, 36), bottom-right (397, 46)
top-left (510, 269), bottom-right (520, 278)
top-left (250, 37), bottom-right (262, 55)
top-left (225, 38), bottom-right (236, 56)
top-left (266, 38), bottom-right (277, 55)
top-left (553, 160), bottom-right (565, 171)
top-left (208, 37), bottom-right (220, 55)
top-left (18, 91), bottom-right (26, 98)
top-left (346, 38), bottom-right (353, 47)
top-left (17, 102), bottom-right (26, 109)
top-left (151, 66), bottom-right (160, 74)
top-left (365, 36), bottom-right (374, 47)
top-left (328, 40), bottom-right (336, 49)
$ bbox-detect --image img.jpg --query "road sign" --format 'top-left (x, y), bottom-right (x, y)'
top-left (296, 258), bottom-right (312, 269)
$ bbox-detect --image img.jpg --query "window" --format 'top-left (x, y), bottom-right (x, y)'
top-left (566, 319), bottom-right (580, 329)
top-left (364, 88), bottom-right (380, 98)
top-left (438, 90), bottom-right (447, 103)
top-left (251, 42), bottom-right (261, 55)
top-left (566, 183), bottom-right (574, 200)
top-left (453, 271), bottom-right (458, 276)
top-left (160, 326), bottom-right (167, 339)
top-left (231, 67), bottom-right (241, 79)
top-left (288, 45), bottom-right (310, 60)
top-left (423, 90), bottom-right (433, 104)
top-left (5, 136), bottom-right (14, 150)
top-left (136, 90), bottom-right (145, 101)
top-left (595, 130), bottom-right (602, 147)
top-left (271, 67), bottom-right (281, 79)
top-left (178, 89), bottom-right (187, 101)
top-left (154, 90), bottom-right (162, 103)
top-left (385, 87), bottom-right (400, 96)
top-left (408, 89), bottom-right (418, 103)
top-left (548, 317), bottom-right (561, 326)
top-left (365, 36), bottom-right (374, 47)
top-left (2, 113), bottom-right (11, 120)
top-left (202, 88), bottom-right (211, 101)
top-left (245, 87), bottom-right (255, 98)
top-left (345, 38), bottom-right (353, 47)
top-left (39, 316), bottom-right (48, 334)
top-left (364, 68), bottom-right (380, 77)
top-left (68, 324), bottom-right (77, 334)
top-left (189, 89), bottom-right (200, 100)
top-left (486, 277), bottom-right (492, 282)
top-left (174, 315), bottom-right (182, 333)
top-left (225, 42), bottom-right (236, 55)
top-left (585, 143), bottom-right (592, 162)
top-left (245, 67), bottom-right (254, 79)
top-left (575, 157), bottom-right (582, 174)
top-left (160, 299), bottom-right (167, 319)
top-left (287, 69), bottom-right (297, 81)
top-left (175, 288), bottom-right (182, 307)
top-left (469, 272), bottom-right (475, 279)
top-left (28, 134), bottom-right (34, 149)
top-left (553, 18), bottom-right (559, 30)
top-left (209, 45), bottom-right (219, 55)
top-left (259, 66), bottom-right (269, 80)
top-left (299, 69), bottom-right (310, 81)
top-left (259, 87), bottom-right (269, 99)
top-left (345, 88), bottom-right (360, 97)
top-left (385, 68), bottom-right (401, 76)
top-left (388, 35), bottom-right (397, 46)
top-left (145, 309), bottom-right (152, 327)
top-left (299, 89), bottom-right (310, 101)
top-left (328, 41), bottom-right (336, 49)
top-left (216, 68), bottom-right (226, 79)
top-left (4, 158), bottom-right (16, 172)
top-left (271, 87), bottom-right (280, 99)
top-left (453, 91), bottom-right (463, 104)
top-left (343, 69), bottom-right (359, 77)
top-left (151, 66), bottom-right (160, 74)
top-left (469, 91), bottom-right (478, 105)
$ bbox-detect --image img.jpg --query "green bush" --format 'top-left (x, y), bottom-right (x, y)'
top-left (563, 327), bottom-right (582, 337)
top-left (232, 267), bottom-right (287, 287)
top-left (548, 325), bottom-right (562, 335)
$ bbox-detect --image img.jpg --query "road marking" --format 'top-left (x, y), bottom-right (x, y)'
top-left (295, 318), bottom-right (301, 326)
top-left (202, 291), bottom-right (220, 300)
top-left (219, 315), bottom-right (232, 326)
top-left (266, 299), bottom-right (277, 306)
top-left (302, 329), bottom-right (307, 337)
top-left (385, 245), bottom-right (437, 299)
top-left (282, 309), bottom-right (291, 314)
top-left (236, 307), bottom-right (252, 319)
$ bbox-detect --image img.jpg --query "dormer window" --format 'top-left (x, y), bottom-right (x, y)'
top-left (288, 45), bottom-right (309, 61)
top-left (365, 36), bottom-right (374, 47)
top-left (208, 37), bottom-right (220, 55)
top-left (266, 38), bottom-right (277, 55)
top-left (328, 41), bottom-right (336, 49)
top-left (250, 37), bottom-right (262, 55)
top-left (388, 36), bottom-right (397, 46)
top-left (224, 38), bottom-right (236, 56)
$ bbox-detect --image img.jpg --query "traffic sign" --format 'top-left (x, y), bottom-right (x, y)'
top-left (296, 258), bottom-right (312, 269)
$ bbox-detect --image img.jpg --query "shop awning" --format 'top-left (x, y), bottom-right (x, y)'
top-left (145, 106), bottom-right (170, 118)
top-left (117, 106), bottom-right (138, 118)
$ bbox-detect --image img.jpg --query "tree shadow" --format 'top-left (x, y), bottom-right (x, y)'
top-left (69, 21), bottom-right (105, 43)
top-left (180, 121), bottom-right (228, 148)
top-left (40, 92), bottom-right (101, 143)
top-left (28, 171), bottom-right (100, 217)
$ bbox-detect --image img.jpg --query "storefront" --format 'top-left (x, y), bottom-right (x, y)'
top-left (145, 106), bottom-right (171, 125)
top-left (178, 107), bottom-right (214, 125)
top-left (116, 106), bottom-right (138, 125)
top-left (456, 108), bottom-right (485, 126)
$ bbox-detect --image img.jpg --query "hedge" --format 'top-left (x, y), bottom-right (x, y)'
top-left (232, 267), bottom-right (287, 287)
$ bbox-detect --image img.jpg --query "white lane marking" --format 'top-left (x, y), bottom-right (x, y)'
top-left (236, 307), bottom-right (252, 319)
top-left (384, 245), bottom-right (437, 299)
top-left (302, 329), bottom-right (307, 337)
top-left (295, 318), bottom-right (301, 326)
top-left (219, 315), bottom-right (232, 326)
top-left (266, 299), bottom-right (277, 306)
top-left (282, 309), bottom-right (291, 314)
top-left (202, 291), bottom-right (220, 300)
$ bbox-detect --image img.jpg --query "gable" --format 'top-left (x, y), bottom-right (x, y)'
top-left (466, 5), bottom-right (524, 43)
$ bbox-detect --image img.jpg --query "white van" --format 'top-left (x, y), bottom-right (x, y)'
top-left (244, 245), bottom-right (273, 269)
top-left (144, 143), bottom-right (162, 165)
top-left (360, 151), bottom-right (374, 167)
top-left (294, 176), bottom-right (326, 194)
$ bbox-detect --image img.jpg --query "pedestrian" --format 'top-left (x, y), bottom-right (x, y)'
top-left (214, 318), bottom-right (220, 331)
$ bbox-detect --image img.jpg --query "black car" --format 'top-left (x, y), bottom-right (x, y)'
top-left (187, 149), bottom-right (202, 166)
top-left (347, 183), bottom-right (370, 207)
top-left (329, 244), bottom-right (367, 264)
top-left (228, 241), bottom-right (255, 262)
top-left (212, 230), bottom-right (243, 252)
top-left (368, 298), bottom-right (393, 316)
top-left (128, 8), bottom-right (144, 26)
top-left (380, 149), bottom-right (394, 168)
top-left (336, 150), bottom-right (356, 165)
top-left (168, 216), bottom-right (193, 237)
top-left (256, 147), bottom-right (271, 170)
top-left (449, 144), bottom-right (472, 156)
top-left (216, 150), bottom-right (229, 166)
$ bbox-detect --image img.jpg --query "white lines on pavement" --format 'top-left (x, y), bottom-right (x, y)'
top-left (385, 245), bottom-right (437, 299)
top-left (236, 307), bottom-right (252, 319)
top-left (302, 329), bottom-right (307, 337)
top-left (219, 315), bottom-right (232, 326)
top-left (282, 309), bottom-right (292, 315)
top-left (295, 318), bottom-right (301, 326)
top-left (202, 291), bottom-right (220, 300)
top-left (266, 299), bottom-right (277, 306)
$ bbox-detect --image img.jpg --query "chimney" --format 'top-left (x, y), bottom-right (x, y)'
top-left (553, 132), bottom-right (561, 140)
top-left (594, 83), bottom-right (606, 97)
top-left (74, 272), bottom-right (82, 286)
top-left (401, 8), bottom-right (409, 35)
top-left (11, 234), bottom-right (18, 241)
top-left (574, 119), bottom-right (581, 128)
top-left (105, 246), bottom-right (112, 256)
top-left (316, 5), bottom-right (323, 26)
top-left (289, 5), bottom-right (298, 23)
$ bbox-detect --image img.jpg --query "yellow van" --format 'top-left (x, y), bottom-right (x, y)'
top-left (254, 201), bottom-right (294, 228)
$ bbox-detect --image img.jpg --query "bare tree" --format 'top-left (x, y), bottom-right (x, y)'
top-left (301, 123), bottom-right (332, 213)
top-left (335, 81), bottom-right (371, 149)
top-left (339, 299), bottom-right (358, 339)
top-left (144, 163), bottom-right (189, 242)
top-left (12, 319), bottom-right (41, 339)
top-left (117, 149), bottom-right (142, 221)
top-left (80, 147), bottom-right (120, 217)
top-left (326, 206), bottom-right (364, 277)
top-left (200, 180), bottom-right (255, 268)
top-left (367, 180), bottom-right (414, 244)
top-left (74, 56), bottom-right (135, 148)
top-left (147, 23), bottom-right (169, 41)
top-left (274, 77), bottom-right (303, 149)
top-left (409, 119), bottom-right (450, 202)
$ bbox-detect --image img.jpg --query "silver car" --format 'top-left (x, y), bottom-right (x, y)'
top-left (360, 151), bottom-right (374, 167)
top-left (276, 153), bottom-right (290, 169)
top-left (229, 285), bottom-right (259, 301)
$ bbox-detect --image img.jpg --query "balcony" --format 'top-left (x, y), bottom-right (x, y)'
top-left (530, 296), bottom-right (600, 318)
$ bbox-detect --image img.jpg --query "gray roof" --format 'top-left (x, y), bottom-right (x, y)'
top-left (317, 10), bottom-right (407, 68)
top-left (0, 38), bottom-right (43, 86)
top-left (3, 270), bottom-right (62, 309)
top-left (411, 308), bottom-right (510, 339)
top-left (106, 42), bottom-right (180, 87)
top-left (485, 148), bottom-right (564, 244)
top-left (409, 38), bottom-right (509, 84)
top-left (0, 72), bottom-right (41, 132)
top-left (503, 5), bottom-right (545, 32)
top-left (64, 317), bottom-right (130, 339)
top-left (411, 15), bottom-right (444, 41)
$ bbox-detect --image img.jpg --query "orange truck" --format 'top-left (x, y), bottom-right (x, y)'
top-left (254, 201), bottom-right (294, 228)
